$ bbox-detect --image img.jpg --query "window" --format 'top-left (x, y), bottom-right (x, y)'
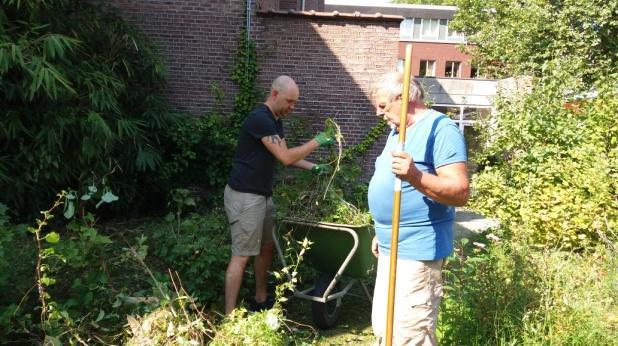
top-left (421, 18), bottom-right (439, 39)
top-left (419, 60), bottom-right (436, 77)
top-left (445, 61), bottom-right (461, 78)
top-left (438, 19), bottom-right (448, 40)
top-left (413, 18), bottom-right (421, 39)
top-left (399, 19), bottom-right (414, 41)
top-left (447, 26), bottom-right (464, 41)
top-left (400, 18), bottom-right (466, 42)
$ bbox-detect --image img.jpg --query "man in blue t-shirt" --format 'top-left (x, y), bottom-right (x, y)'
top-left (224, 75), bottom-right (333, 315)
top-left (368, 72), bottom-right (469, 345)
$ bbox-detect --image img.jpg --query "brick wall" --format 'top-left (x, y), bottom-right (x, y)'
top-left (279, 0), bottom-right (298, 10)
top-left (108, 1), bottom-right (401, 177)
top-left (254, 15), bottom-right (400, 170)
top-left (108, 0), bottom-right (246, 115)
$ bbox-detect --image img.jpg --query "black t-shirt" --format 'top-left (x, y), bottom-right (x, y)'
top-left (227, 104), bottom-right (284, 196)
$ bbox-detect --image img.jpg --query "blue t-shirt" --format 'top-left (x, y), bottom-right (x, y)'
top-left (367, 109), bottom-right (467, 260)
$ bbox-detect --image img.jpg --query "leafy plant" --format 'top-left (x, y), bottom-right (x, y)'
top-left (451, 0), bottom-right (618, 86)
top-left (0, 0), bottom-right (184, 218)
top-left (439, 235), bottom-right (539, 344)
top-left (211, 308), bottom-right (287, 346)
top-left (212, 236), bottom-right (317, 345)
top-left (0, 186), bottom-right (119, 343)
top-left (439, 235), bottom-right (618, 345)
top-left (148, 212), bottom-right (230, 306)
top-left (470, 81), bottom-right (617, 249)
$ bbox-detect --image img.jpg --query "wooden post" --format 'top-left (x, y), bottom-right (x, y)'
top-left (385, 43), bottom-right (413, 346)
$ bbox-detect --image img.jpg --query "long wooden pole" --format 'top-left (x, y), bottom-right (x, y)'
top-left (385, 43), bottom-right (413, 346)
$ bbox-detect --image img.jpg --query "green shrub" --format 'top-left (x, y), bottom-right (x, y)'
top-left (147, 211), bottom-right (230, 306)
top-left (0, 204), bottom-right (36, 339)
top-left (470, 80), bottom-right (618, 249)
top-left (0, 0), bottom-right (186, 217)
top-left (159, 110), bottom-right (236, 195)
top-left (440, 236), bottom-right (539, 344)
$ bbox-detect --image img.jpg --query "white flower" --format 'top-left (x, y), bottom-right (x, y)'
top-left (265, 311), bottom-right (280, 331)
top-left (167, 321), bottom-right (175, 337)
top-left (486, 233), bottom-right (501, 242)
top-left (473, 241), bottom-right (487, 249)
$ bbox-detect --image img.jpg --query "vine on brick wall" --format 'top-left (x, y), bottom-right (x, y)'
top-left (230, 27), bottom-right (260, 129)
top-left (341, 119), bottom-right (388, 161)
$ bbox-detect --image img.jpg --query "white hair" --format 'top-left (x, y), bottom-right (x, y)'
top-left (372, 72), bottom-right (424, 103)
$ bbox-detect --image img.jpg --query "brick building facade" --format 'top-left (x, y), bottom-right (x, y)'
top-left (109, 0), bottom-right (401, 170)
top-left (399, 42), bottom-right (472, 78)
top-left (254, 12), bottom-right (400, 161)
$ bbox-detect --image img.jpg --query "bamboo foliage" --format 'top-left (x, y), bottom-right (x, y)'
top-left (0, 0), bottom-right (183, 216)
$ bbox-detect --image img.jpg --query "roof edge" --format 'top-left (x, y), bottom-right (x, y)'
top-left (256, 9), bottom-right (404, 21)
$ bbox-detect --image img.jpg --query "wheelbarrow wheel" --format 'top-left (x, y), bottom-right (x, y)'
top-left (311, 272), bottom-right (342, 329)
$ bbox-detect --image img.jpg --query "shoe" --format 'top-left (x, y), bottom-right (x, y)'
top-left (249, 296), bottom-right (275, 312)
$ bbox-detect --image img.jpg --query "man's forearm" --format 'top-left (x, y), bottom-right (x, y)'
top-left (404, 164), bottom-right (469, 206)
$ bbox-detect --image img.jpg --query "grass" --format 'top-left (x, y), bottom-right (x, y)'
top-left (439, 236), bottom-right (618, 346)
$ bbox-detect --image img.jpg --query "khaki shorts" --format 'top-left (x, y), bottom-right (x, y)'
top-left (223, 185), bottom-right (275, 256)
top-left (372, 254), bottom-right (444, 346)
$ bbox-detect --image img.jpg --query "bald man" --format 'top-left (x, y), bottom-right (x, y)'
top-left (223, 75), bottom-right (333, 314)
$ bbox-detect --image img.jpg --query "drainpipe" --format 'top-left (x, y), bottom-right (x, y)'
top-left (245, 0), bottom-right (252, 81)
top-left (246, 0), bottom-right (252, 39)
top-left (301, 0), bottom-right (305, 11)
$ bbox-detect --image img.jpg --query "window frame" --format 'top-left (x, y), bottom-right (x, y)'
top-left (419, 60), bottom-right (436, 77)
top-left (445, 61), bottom-right (461, 78)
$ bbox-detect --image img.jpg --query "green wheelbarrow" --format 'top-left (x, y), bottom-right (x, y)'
top-left (272, 217), bottom-right (377, 329)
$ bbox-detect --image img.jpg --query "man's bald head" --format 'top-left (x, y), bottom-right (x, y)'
top-left (271, 75), bottom-right (298, 93)
top-left (266, 75), bottom-right (299, 118)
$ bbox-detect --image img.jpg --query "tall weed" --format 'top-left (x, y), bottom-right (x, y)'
top-left (439, 235), bottom-right (617, 345)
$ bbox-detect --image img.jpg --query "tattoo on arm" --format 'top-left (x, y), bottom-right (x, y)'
top-left (269, 135), bottom-right (283, 146)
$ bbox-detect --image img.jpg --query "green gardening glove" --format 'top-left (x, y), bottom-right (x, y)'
top-left (311, 164), bottom-right (332, 175)
top-left (314, 132), bottom-right (334, 146)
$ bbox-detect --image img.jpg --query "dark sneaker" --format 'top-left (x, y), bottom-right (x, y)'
top-left (249, 296), bottom-right (275, 312)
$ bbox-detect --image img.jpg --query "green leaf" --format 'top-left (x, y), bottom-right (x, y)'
top-left (64, 201), bottom-right (75, 219)
top-left (44, 232), bottom-right (60, 243)
top-left (95, 309), bottom-right (105, 322)
top-left (40, 275), bottom-right (56, 286)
